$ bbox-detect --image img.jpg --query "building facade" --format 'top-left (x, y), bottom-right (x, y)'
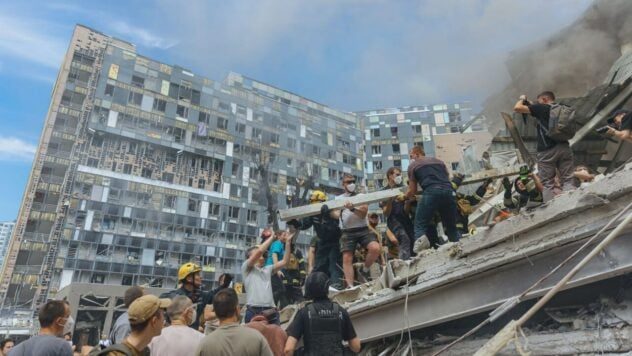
top-left (356, 104), bottom-right (474, 190)
top-left (0, 221), bottom-right (15, 271)
top-left (0, 25), bottom-right (364, 314)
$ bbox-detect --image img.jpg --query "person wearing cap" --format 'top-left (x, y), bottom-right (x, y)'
top-left (160, 262), bottom-right (211, 331)
top-left (196, 289), bottom-right (273, 356)
top-left (284, 272), bottom-right (361, 356)
top-left (148, 295), bottom-right (204, 356)
top-left (287, 190), bottom-right (343, 289)
top-left (91, 295), bottom-right (170, 356)
top-left (606, 109), bottom-right (632, 143)
top-left (108, 286), bottom-right (144, 345)
top-left (242, 227), bottom-right (295, 324)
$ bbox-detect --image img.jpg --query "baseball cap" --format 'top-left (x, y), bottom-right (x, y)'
top-left (128, 295), bottom-right (172, 325)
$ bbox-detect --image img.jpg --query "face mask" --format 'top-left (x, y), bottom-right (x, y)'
top-left (347, 183), bottom-right (356, 193)
top-left (60, 316), bottom-right (74, 336)
top-left (189, 308), bottom-right (197, 326)
top-left (394, 176), bottom-right (402, 185)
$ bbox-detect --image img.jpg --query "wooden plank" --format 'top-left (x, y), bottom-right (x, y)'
top-left (501, 112), bottom-right (535, 168)
top-left (278, 188), bottom-right (404, 221)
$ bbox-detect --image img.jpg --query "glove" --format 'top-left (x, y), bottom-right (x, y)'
top-left (287, 219), bottom-right (301, 229)
top-left (451, 173), bottom-right (465, 188)
top-left (320, 204), bottom-right (329, 216)
top-left (475, 182), bottom-right (488, 197)
top-left (502, 177), bottom-right (512, 191)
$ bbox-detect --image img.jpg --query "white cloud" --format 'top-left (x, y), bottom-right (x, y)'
top-left (0, 14), bottom-right (66, 69)
top-left (110, 21), bottom-right (178, 50)
top-left (0, 136), bottom-right (37, 162)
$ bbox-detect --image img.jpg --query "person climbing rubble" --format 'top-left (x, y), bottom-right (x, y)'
top-left (502, 166), bottom-right (544, 212)
top-left (380, 166), bottom-right (415, 260)
top-left (331, 174), bottom-right (380, 287)
top-left (287, 189), bottom-right (343, 289)
top-left (451, 174), bottom-right (493, 235)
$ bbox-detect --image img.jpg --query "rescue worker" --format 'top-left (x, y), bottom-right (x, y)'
top-left (451, 174), bottom-right (493, 235)
top-left (380, 167), bottom-right (415, 260)
top-left (281, 241), bottom-right (306, 307)
top-left (287, 190), bottom-right (343, 289)
top-left (502, 169), bottom-right (544, 212)
top-left (284, 272), bottom-right (361, 356)
top-left (160, 262), bottom-right (211, 331)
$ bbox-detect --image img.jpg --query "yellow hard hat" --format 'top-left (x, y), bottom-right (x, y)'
top-left (310, 190), bottom-right (326, 204)
top-left (178, 262), bottom-right (201, 281)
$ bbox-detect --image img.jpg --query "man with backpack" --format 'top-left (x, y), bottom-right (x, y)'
top-left (514, 91), bottom-right (576, 202)
top-left (284, 272), bottom-right (361, 356)
top-left (91, 295), bottom-right (171, 356)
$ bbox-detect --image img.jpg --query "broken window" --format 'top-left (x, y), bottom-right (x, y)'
top-left (131, 75), bottom-right (145, 88)
top-left (176, 105), bottom-right (189, 119)
top-left (371, 128), bottom-right (380, 137)
top-left (235, 122), bottom-right (245, 134)
top-left (270, 133), bottom-right (279, 144)
top-left (390, 127), bottom-right (398, 137)
top-left (217, 117), bottom-right (228, 130)
top-left (188, 199), bottom-right (198, 212)
top-left (128, 92), bottom-right (142, 106)
top-left (232, 162), bottom-right (239, 177)
top-left (198, 179), bottom-right (205, 189)
top-left (153, 99), bottom-right (166, 112)
top-left (394, 159), bottom-right (402, 167)
top-left (287, 137), bottom-right (296, 149)
top-left (413, 124), bottom-right (422, 133)
top-left (163, 195), bottom-right (176, 209)
top-left (392, 144), bottom-right (400, 154)
top-left (228, 206), bottom-right (239, 219)
top-left (372, 145), bottom-right (382, 155)
top-left (199, 112), bottom-right (210, 124)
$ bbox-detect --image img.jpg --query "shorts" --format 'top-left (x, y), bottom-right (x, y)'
top-left (340, 226), bottom-right (377, 252)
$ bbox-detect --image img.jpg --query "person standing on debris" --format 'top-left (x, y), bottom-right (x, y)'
top-left (242, 228), bottom-right (294, 324)
top-left (92, 295), bottom-right (171, 356)
top-left (406, 146), bottom-right (460, 251)
top-left (514, 91), bottom-right (575, 201)
top-left (287, 190), bottom-right (343, 289)
top-left (331, 174), bottom-right (380, 287)
top-left (380, 167), bottom-right (415, 260)
top-left (109, 286), bottom-right (144, 345)
top-left (263, 228), bottom-right (287, 308)
top-left (605, 109), bottom-right (632, 143)
top-left (451, 174), bottom-right (492, 235)
top-left (196, 289), bottom-right (273, 356)
top-left (281, 239), bottom-right (307, 307)
top-left (149, 295), bottom-right (204, 356)
top-left (284, 272), bottom-right (361, 356)
top-left (9, 300), bottom-right (73, 356)
top-left (502, 169), bottom-right (544, 212)
top-left (160, 262), bottom-right (211, 331)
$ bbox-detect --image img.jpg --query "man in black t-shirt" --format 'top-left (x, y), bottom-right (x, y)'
top-left (606, 109), bottom-right (632, 143)
top-left (514, 91), bottom-right (575, 202)
top-left (284, 272), bottom-right (360, 356)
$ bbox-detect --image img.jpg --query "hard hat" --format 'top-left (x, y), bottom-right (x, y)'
top-left (310, 190), bottom-right (327, 204)
top-left (178, 262), bottom-right (201, 281)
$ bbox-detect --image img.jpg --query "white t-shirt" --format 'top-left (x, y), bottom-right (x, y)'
top-left (241, 261), bottom-right (275, 307)
top-left (149, 325), bottom-right (204, 356)
top-left (336, 193), bottom-right (367, 230)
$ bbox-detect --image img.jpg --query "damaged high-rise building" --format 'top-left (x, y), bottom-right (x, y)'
top-left (0, 24), bottom-right (367, 313)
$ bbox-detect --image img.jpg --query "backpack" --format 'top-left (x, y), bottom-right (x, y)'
top-left (88, 343), bottom-right (136, 356)
top-left (456, 197), bottom-right (474, 216)
top-left (546, 103), bottom-right (577, 141)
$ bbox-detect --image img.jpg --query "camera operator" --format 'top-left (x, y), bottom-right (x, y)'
top-left (605, 110), bottom-right (632, 143)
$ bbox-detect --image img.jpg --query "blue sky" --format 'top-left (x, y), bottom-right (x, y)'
top-left (0, 0), bottom-right (593, 220)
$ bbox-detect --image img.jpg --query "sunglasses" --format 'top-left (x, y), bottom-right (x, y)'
top-left (344, 180), bottom-right (356, 184)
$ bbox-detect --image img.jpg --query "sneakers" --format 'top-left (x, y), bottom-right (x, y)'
top-left (413, 235), bottom-right (431, 254)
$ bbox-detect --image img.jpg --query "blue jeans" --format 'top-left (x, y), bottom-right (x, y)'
top-left (414, 188), bottom-right (461, 247)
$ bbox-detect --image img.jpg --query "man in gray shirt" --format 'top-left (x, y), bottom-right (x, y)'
top-left (196, 289), bottom-right (272, 356)
top-left (108, 286), bottom-right (144, 345)
top-left (9, 300), bottom-right (73, 356)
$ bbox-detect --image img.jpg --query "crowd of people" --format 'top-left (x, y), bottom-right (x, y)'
top-left (5, 89), bottom-right (629, 356)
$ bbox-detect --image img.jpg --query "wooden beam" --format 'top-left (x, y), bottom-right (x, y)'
top-left (278, 188), bottom-right (404, 221)
top-left (501, 112), bottom-right (535, 168)
top-left (462, 166), bottom-right (522, 185)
